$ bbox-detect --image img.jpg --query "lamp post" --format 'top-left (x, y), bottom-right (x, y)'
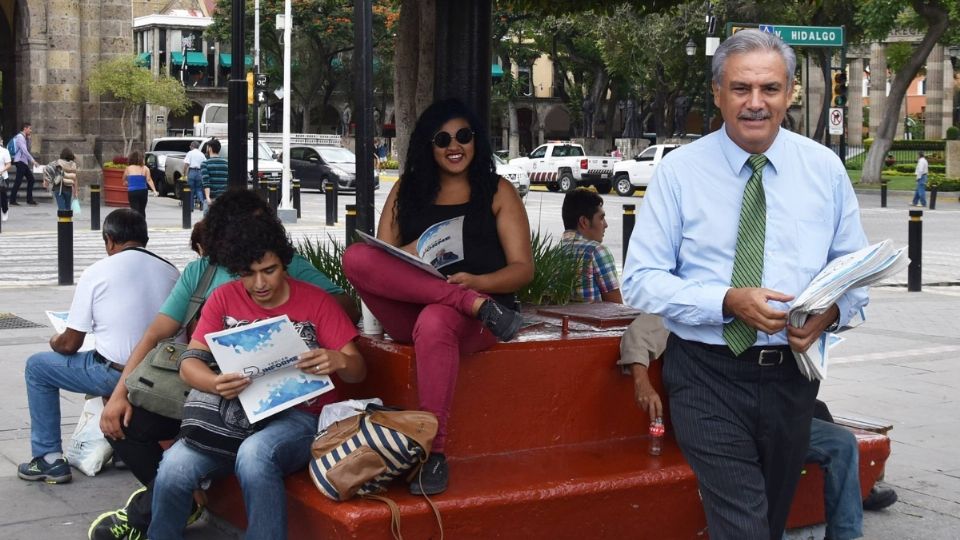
top-left (702, 2), bottom-right (718, 135)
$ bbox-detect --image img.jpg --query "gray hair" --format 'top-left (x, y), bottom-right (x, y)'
top-left (712, 29), bottom-right (796, 86)
top-left (190, 140), bottom-right (199, 149)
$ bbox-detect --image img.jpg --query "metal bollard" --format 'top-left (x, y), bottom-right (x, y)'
top-left (90, 184), bottom-right (101, 231)
top-left (929, 185), bottom-right (938, 210)
top-left (880, 182), bottom-right (887, 208)
top-left (908, 209), bottom-right (922, 292)
top-left (325, 184), bottom-right (335, 226)
top-left (345, 204), bottom-right (357, 245)
top-left (58, 209), bottom-right (74, 286)
top-left (293, 180), bottom-right (301, 218)
top-left (181, 185), bottom-right (192, 229)
top-left (622, 204), bottom-right (636, 263)
top-left (268, 183), bottom-right (279, 209)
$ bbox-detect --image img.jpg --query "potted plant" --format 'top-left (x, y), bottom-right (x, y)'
top-left (101, 157), bottom-right (129, 207)
top-left (884, 154), bottom-right (896, 168)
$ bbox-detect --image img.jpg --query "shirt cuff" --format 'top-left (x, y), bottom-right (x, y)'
top-left (705, 285), bottom-right (733, 325)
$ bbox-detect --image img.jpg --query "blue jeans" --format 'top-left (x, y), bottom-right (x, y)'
top-left (187, 169), bottom-right (205, 211)
top-left (806, 418), bottom-right (863, 540)
top-left (912, 174), bottom-right (927, 206)
top-left (53, 189), bottom-right (72, 211)
top-left (24, 349), bottom-right (120, 457)
top-left (149, 407), bottom-right (317, 540)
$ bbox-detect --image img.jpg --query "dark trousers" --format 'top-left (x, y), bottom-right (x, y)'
top-left (1, 180), bottom-right (8, 213)
top-left (107, 404), bottom-right (180, 531)
top-left (128, 189), bottom-right (149, 216)
top-left (663, 335), bottom-right (819, 540)
top-left (11, 162), bottom-right (35, 203)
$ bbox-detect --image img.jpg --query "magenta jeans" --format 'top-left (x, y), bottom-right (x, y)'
top-left (343, 243), bottom-right (498, 452)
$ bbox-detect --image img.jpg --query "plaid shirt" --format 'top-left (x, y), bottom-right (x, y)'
top-left (561, 230), bottom-right (620, 303)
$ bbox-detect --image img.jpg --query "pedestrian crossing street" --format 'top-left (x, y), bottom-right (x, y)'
top-left (0, 226), bottom-right (348, 287)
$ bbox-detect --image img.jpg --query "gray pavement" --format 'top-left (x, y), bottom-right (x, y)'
top-left (0, 181), bottom-right (958, 539)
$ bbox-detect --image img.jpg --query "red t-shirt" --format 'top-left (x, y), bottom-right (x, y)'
top-left (193, 277), bottom-right (358, 415)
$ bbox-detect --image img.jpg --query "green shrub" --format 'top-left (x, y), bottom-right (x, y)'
top-left (892, 164), bottom-right (945, 174)
top-left (297, 235), bottom-right (358, 308)
top-left (381, 159), bottom-right (400, 170)
top-left (947, 126), bottom-right (960, 140)
top-left (517, 231), bottom-right (579, 306)
top-left (927, 174), bottom-right (960, 191)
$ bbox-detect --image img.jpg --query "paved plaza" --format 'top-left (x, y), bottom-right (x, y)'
top-left (0, 182), bottom-right (958, 539)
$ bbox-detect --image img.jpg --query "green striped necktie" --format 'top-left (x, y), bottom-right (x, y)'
top-left (723, 153), bottom-right (769, 356)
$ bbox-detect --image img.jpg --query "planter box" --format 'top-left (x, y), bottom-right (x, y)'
top-left (102, 167), bottom-right (129, 207)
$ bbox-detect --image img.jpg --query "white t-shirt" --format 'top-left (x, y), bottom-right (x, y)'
top-left (184, 148), bottom-right (206, 170)
top-left (0, 147), bottom-right (10, 180)
top-left (66, 248), bottom-right (180, 364)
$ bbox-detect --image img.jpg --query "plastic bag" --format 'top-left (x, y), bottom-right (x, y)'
top-left (71, 197), bottom-right (81, 218)
top-left (317, 398), bottom-right (383, 433)
top-left (64, 398), bottom-right (113, 476)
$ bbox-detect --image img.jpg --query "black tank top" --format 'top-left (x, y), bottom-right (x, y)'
top-left (400, 200), bottom-right (515, 308)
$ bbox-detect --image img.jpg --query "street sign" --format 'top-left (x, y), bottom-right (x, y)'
top-left (758, 25), bottom-right (844, 47)
top-left (829, 107), bottom-right (844, 136)
top-left (256, 73), bottom-right (268, 88)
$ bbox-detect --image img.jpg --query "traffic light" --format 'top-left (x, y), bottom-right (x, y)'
top-left (833, 71), bottom-right (848, 107)
top-left (246, 71), bottom-right (254, 105)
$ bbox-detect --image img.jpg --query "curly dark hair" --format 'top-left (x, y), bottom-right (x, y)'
top-left (213, 211), bottom-right (295, 275)
top-left (395, 99), bottom-right (498, 228)
top-left (202, 188), bottom-right (275, 265)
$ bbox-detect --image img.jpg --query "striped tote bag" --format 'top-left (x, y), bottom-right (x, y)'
top-left (309, 405), bottom-right (438, 501)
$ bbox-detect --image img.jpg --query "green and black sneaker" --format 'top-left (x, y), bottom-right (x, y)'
top-left (17, 457), bottom-right (72, 484)
top-left (88, 509), bottom-right (143, 540)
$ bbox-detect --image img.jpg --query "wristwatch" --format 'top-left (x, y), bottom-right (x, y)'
top-left (824, 317), bottom-right (841, 332)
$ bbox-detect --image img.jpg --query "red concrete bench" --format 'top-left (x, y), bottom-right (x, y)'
top-left (206, 312), bottom-right (890, 538)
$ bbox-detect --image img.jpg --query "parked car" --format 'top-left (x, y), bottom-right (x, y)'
top-left (494, 154), bottom-right (529, 198)
top-left (143, 151), bottom-right (171, 196)
top-left (509, 141), bottom-right (620, 193)
top-left (612, 144), bottom-right (680, 196)
top-left (287, 145), bottom-right (380, 192)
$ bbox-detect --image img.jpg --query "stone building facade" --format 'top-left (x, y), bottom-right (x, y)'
top-left (1, 0), bottom-right (134, 186)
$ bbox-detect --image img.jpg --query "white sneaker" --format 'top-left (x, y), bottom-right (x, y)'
top-left (1, 210), bottom-right (7, 222)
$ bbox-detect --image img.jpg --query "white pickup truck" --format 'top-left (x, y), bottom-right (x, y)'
top-left (509, 142), bottom-right (620, 193)
top-left (163, 138), bottom-right (283, 189)
top-left (612, 144), bottom-right (680, 196)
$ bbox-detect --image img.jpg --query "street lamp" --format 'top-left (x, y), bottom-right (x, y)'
top-left (685, 39), bottom-right (696, 58)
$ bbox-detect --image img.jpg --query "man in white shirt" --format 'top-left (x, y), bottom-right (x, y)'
top-left (18, 209), bottom-right (179, 484)
top-left (912, 151), bottom-right (929, 207)
top-left (182, 141), bottom-right (206, 211)
top-left (0, 137), bottom-right (12, 222)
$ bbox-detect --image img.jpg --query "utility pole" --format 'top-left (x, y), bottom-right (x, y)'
top-left (354, 0), bottom-right (375, 234)
top-left (228, 0), bottom-right (248, 188)
top-left (279, 0), bottom-right (295, 218)
top-left (252, 0), bottom-right (261, 192)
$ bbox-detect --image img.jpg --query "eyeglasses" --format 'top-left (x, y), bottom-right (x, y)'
top-left (432, 127), bottom-right (474, 148)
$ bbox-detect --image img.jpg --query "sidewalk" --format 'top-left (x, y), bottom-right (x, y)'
top-left (1, 182), bottom-right (959, 538)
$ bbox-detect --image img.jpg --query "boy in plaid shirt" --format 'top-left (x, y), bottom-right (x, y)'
top-left (561, 188), bottom-right (622, 303)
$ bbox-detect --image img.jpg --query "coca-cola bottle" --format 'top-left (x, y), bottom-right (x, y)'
top-left (648, 416), bottom-right (665, 456)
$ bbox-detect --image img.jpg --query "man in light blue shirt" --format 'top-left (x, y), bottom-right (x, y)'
top-left (622, 30), bottom-right (868, 540)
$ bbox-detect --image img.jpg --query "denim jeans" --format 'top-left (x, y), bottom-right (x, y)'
top-left (53, 189), bottom-right (72, 211)
top-left (187, 169), bottom-right (205, 211)
top-left (912, 174), bottom-right (928, 206)
top-left (806, 418), bottom-right (863, 540)
top-left (24, 349), bottom-right (120, 457)
top-left (149, 407), bottom-right (317, 540)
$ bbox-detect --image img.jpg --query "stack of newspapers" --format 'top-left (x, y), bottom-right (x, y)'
top-left (788, 239), bottom-right (909, 381)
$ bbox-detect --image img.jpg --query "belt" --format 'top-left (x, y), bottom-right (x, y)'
top-left (685, 339), bottom-right (792, 367)
top-left (93, 351), bottom-right (124, 372)
top-left (189, 167), bottom-right (201, 171)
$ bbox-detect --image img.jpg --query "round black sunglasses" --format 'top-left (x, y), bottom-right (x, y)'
top-left (432, 127), bottom-right (474, 148)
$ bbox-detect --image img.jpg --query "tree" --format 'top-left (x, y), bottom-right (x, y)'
top-left (207, 0), bottom-right (398, 132)
top-left (87, 56), bottom-right (189, 156)
top-left (858, 0), bottom-right (953, 184)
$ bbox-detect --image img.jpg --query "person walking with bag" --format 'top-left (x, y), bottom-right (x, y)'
top-left (43, 148), bottom-right (79, 211)
top-left (9, 122), bottom-right (38, 206)
top-left (912, 151), bottom-right (929, 207)
top-left (342, 99), bottom-right (533, 496)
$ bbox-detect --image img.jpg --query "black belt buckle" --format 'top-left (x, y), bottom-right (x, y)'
top-left (757, 349), bottom-right (783, 366)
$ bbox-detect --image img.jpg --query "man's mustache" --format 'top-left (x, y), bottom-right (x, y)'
top-left (738, 110), bottom-right (771, 120)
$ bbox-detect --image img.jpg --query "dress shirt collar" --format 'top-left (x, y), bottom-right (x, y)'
top-left (717, 124), bottom-right (786, 176)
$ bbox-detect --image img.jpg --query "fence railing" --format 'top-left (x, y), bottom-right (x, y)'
top-left (836, 142), bottom-right (946, 170)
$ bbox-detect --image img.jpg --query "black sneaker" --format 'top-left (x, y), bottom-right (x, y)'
top-left (477, 300), bottom-right (523, 341)
top-left (88, 509), bottom-right (143, 540)
top-left (409, 453), bottom-right (448, 496)
top-left (17, 457), bottom-right (72, 484)
top-left (26, 200), bottom-right (38, 206)
top-left (862, 484), bottom-right (898, 511)
top-left (9, 201), bottom-right (19, 206)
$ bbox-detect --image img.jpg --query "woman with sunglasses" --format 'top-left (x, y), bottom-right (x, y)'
top-left (343, 98), bottom-right (533, 495)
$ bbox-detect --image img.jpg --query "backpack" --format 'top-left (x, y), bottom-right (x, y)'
top-left (43, 162), bottom-right (65, 187)
top-left (6, 136), bottom-right (16, 157)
